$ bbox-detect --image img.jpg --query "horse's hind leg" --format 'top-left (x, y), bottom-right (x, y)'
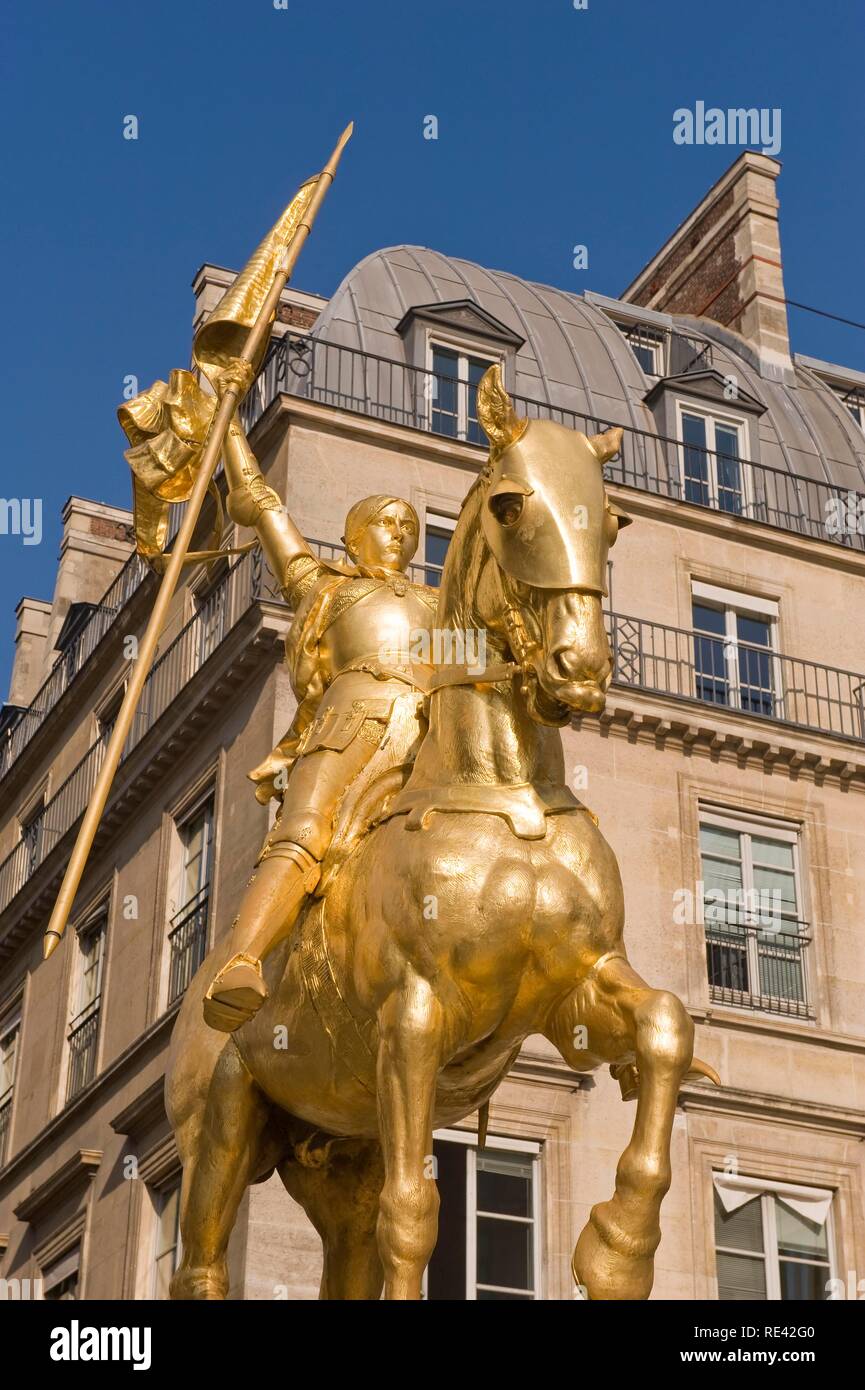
top-left (278, 1137), bottom-right (385, 1299)
top-left (171, 1044), bottom-right (274, 1300)
top-left (547, 953), bottom-right (717, 1300)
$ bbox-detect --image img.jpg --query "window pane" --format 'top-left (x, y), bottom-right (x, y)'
top-left (477, 1288), bottom-right (533, 1300)
top-left (632, 342), bottom-right (658, 375)
top-left (779, 1260), bottom-right (828, 1301)
top-left (736, 614), bottom-right (770, 648)
top-left (750, 837), bottom-right (794, 871)
top-left (700, 825), bottom-right (742, 859)
top-left (431, 348), bottom-right (458, 437)
top-left (715, 426), bottom-right (743, 515)
top-left (714, 1191), bottom-right (764, 1252)
top-left (425, 525), bottom-right (452, 588)
top-left (775, 1201), bottom-right (829, 1260)
top-left (693, 603), bottom-right (726, 636)
top-left (717, 1251), bottom-right (768, 1300)
top-left (693, 604), bottom-right (729, 706)
top-left (181, 802), bottom-right (213, 906)
top-left (682, 414), bottom-right (710, 506)
top-left (466, 357), bottom-right (492, 445)
top-left (477, 1152), bottom-right (533, 1217)
top-left (477, 1216), bottom-right (533, 1293)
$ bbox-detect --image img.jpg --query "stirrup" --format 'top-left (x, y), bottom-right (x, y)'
top-left (203, 953), bottom-right (267, 1033)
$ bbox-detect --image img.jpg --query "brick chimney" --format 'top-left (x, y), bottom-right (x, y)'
top-left (620, 152), bottom-right (790, 374)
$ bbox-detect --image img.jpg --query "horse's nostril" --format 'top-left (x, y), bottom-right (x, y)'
top-left (554, 648), bottom-right (579, 680)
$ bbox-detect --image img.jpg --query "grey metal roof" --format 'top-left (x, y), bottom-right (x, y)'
top-left (312, 245), bottom-right (865, 491)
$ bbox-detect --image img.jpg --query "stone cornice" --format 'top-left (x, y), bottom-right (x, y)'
top-left (13, 1148), bottom-right (102, 1223)
top-left (574, 696), bottom-right (865, 790)
top-left (678, 1082), bottom-right (865, 1138)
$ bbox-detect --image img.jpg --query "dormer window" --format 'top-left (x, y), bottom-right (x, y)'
top-left (840, 389), bottom-right (865, 431)
top-left (396, 300), bottom-right (525, 444)
top-left (621, 324), bottom-right (666, 377)
top-left (678, 404), bottom-right (748, 515)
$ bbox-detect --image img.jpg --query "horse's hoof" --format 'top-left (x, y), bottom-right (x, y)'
top-left (169, 1265), bottom-right (228, 1300)
top-left (572, 1202), bottom-right (657, 1300)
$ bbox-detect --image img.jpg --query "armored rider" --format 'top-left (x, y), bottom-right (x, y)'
top-left (202, 358), bottom-right (438, 1031)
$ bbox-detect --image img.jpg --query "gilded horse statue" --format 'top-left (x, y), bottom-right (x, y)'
top-left (165, 366), bottom-right (719, 1301)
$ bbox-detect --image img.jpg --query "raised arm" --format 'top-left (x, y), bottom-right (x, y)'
top-left (216, 361), bottom-right (321, 601)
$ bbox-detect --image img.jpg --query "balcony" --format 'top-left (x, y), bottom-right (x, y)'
top-left (241, 333), bottom-right (865, 555)
top-left (65, 999), bottom-right (100, 1101)
top-left (0, 1091), bottom-right (11, 1166)
top-left (167, 886), bottom-right (210, 1005)
top-left (0, 548), bottom-right (287, 925)
top-left (704, 908), bottom-right (812, 1021)
top-left (607, 612), bottom-right (865, 743)
top-left (0, 551), bottom-right (148, 783)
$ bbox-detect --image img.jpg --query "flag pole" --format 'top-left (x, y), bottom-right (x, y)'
top-left (43, 122), bottom-right (353, 960)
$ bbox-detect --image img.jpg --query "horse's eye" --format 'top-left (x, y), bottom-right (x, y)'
top-left (489, 492), bottom-right (524, 528)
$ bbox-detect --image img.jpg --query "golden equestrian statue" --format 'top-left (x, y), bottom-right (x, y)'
top-left (44, 132), bottom-right (719, 1300)
top-left (164, 363), bottom-right (720, 1302)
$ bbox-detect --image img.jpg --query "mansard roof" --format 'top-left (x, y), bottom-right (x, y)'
top-left (311, 245), bottom-right (865, 493)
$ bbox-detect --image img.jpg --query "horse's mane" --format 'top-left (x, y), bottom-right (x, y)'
top-left (436, 473), bottom-right (490, 632)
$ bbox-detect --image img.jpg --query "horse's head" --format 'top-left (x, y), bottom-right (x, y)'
top-left (474, 366), bottom-right (632, 724)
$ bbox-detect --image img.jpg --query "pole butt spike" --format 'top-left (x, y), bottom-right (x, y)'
top-left (43, 931), bottom-right (62, 961)
top-left (477, 1100), bottom-right (490, 1150)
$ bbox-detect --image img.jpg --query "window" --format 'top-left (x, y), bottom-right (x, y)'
top-left (19, 797), bottom-right (45, 877)
top-left (0, 1010), bottom-right (20, 1166)
top-left (429, 344), bottom-right (498, 444)
top-left (42, 1247), bottom-right (81, 1301)
top-left (153, 1182), bottom-right (182, 1299)
top-left (678, 405), bottom-right (746, 515)
top-left (424, 512), bottom-right (456, 588)
top-left (66, 912), bottom-right (106, 1101)
top-left (699, 810), bottom-right (810, 1018)
top-left (167, 793), bottom-right (214, 1004)
top-left (691, 584), bottom-right (778, 718)
top-left (425, 1131), bottom-right (541, 1300)
top-left (837, 389), bottom-right (865, 430)
top-left (95, 682), bottom-right (127, 748)
top-left (622, 323), bottom-right (665, 376)
top-left (713, 1175), bottom-right (833, 1300)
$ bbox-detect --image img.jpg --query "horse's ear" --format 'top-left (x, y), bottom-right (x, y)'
top-left (587, 426), bottom-right (623, 464)
top-left (477, 365), bottom-right (528, 457)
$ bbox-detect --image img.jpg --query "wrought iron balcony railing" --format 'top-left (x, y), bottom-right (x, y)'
top-left (167, 886), bottom-right (210, 1005)
top-left (5, 330), bottom-right (862, 787)
top-left (0, 550), bottom-right (149, 783)
top-left (0, 548), bottom-right (285, 923)
top-left (607, 611), bottom-right (865, 743)
top-left (65, 998), bottom-right (101, 1101)
top-left (241, 332), bottom-right (865, 555)
top-left (0, 1091), bottom-right (11, 1166)
top-left (703, 907), bottom-right (812, 1020)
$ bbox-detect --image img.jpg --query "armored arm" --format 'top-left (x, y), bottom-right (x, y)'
top-left (216, 361), bottom-right (318, 597)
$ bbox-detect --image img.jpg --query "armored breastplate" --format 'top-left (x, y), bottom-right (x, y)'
top-left (320, 577), bottom-right (437, 676)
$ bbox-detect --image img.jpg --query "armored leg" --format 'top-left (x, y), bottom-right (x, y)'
top-left (204, 739), bottom-right (380, 1033)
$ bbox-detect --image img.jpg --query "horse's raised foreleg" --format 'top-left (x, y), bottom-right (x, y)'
top-left (548, 954), bottom-right (715, 1300)
top-left (375, 969), bottom-right (443, 1300)
top-left (170, 1044), bottom-right (273, 1300)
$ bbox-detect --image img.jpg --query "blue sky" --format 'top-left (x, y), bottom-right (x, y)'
top-left (1, 0), bottom-right (863, 698)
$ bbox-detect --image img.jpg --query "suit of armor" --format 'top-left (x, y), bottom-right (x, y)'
top-left (203, 390), bottom-right (436, 1031)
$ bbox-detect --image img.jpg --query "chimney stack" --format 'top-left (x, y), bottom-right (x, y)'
top-left (621, 152), bottom-right (790, 374)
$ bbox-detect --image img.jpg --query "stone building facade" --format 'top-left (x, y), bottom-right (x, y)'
top-left (1, 151), bottom-right (863, 1301)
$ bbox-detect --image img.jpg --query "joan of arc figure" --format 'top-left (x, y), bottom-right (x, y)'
top-left (199, 361), bottom-right (437, 1030)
